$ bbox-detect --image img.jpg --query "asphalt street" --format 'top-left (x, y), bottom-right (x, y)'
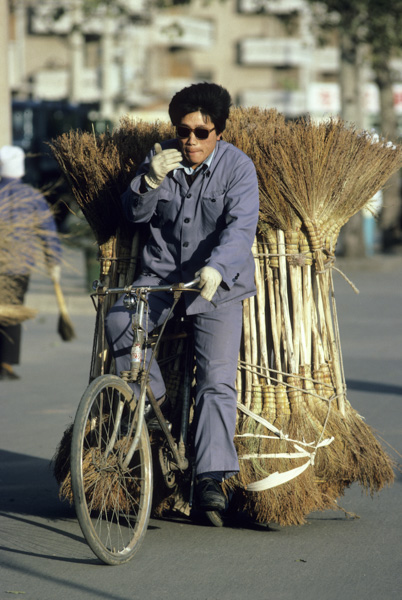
top-left (0, 247), bottom-right (401, 600)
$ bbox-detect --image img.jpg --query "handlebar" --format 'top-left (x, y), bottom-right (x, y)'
top-left (93, 277), bottom-right (201, 296)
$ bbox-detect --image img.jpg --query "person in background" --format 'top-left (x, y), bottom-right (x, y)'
top-left (0, 145), bottom-right (62, 380)
top-left (105, 83), bottom-right (259, 512)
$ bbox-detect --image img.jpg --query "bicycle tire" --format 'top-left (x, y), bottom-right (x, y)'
top-left (70, 374), bottom-right (153, 565)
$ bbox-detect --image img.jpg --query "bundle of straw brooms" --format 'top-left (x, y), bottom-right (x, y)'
top-left (0, 183), bottom-right (60, 327)
top-left (0, 183), bottom-right (75, 339)
top-left (50, 108), bottom-right (400, 525)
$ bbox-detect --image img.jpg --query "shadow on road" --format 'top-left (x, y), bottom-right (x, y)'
top-left (0, 512), bottom-right (98, 563)
top-left (0, 447), bottom-right (162, 567)
top-left (346, 379), bottom-right (402, 396)
top-left (0, 448), bottom-right (103, 566)
top-left (0, 448), bottom-right (70, 519)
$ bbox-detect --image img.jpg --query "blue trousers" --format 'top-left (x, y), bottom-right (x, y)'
top-left (105, 278), bottom-right (242, 476)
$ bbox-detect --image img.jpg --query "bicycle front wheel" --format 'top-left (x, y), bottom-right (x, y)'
top-left (70, 375), bottom-right (153, 565)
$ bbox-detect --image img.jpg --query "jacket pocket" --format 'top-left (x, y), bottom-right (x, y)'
top-left (153, 190), bottom-right (176, 226)
top-left (201, 191), bottom-right (226, 224)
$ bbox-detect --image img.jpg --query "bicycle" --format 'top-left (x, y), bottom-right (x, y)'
top-left (70, 277), bottom-right (223, 566)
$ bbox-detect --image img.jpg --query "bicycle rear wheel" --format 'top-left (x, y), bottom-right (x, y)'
top-left (70, 374), bottom-right (152, 565)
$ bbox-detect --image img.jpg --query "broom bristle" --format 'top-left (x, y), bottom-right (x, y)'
top-left (52, 422), bottom-right (73, 487)
top-left (57, 313), bottom-right (76, 341)
top-left (49, 120), bottom-right (175, 244)
top-left (0, 304), bottom-right (38, 326)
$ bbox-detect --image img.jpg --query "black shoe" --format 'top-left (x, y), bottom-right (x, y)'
top-left (196, 477), bottom-right (226, 511)
top-left (144, 395), bottom-right (171, 429)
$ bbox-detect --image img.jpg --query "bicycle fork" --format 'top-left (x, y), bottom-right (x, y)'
top-left (122, 292), bottom-right (187, 470)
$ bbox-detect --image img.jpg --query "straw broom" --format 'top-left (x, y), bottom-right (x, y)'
top-left (263, 239), bottom-right (282, 379)
top-left (252, 239), bottom-right (269, 378)
top-left (302, 122), bottom-right (395, 499)
top-left (51, 275), bottom-right (76, 341)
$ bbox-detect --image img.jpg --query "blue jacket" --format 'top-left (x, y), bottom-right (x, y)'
top-left (121, 139), bottom-right (259, 314)
top-left (0, 177), bottom-right (61, 275)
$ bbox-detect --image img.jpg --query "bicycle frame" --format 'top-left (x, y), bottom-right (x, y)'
top-left (94, 277), bottom-right (200, 472)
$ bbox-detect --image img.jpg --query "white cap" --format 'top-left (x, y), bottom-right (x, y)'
top-left (0, 145), bottom-right (25, 178)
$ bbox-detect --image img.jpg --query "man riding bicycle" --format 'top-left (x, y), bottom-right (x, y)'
top-left (105, 82), bottom-right (259, 512)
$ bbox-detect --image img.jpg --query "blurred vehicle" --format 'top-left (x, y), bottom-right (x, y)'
top-left (11, 100), bottom-right (111, 228)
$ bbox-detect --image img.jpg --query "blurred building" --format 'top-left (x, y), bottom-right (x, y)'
top-left (7, 0), bottom-right (402, 125)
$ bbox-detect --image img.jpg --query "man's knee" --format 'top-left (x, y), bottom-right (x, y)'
top-left (105, 303), bottom-right (131, 345)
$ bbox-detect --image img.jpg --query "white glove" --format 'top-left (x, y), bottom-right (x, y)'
top-left (49, 264), bottom-right (61, 283)
top-left (195, 266), bottom-right (222, 302)
top-left (144, 143), bottom-right (182, 189)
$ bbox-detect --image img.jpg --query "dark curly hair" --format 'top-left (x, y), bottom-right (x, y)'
top-left (168, 82), bottom-right (232, 134)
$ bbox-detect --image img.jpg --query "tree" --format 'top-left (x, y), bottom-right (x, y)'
top-left (365, 0), bottom-right (402, 251)
top-left (309, 0), bottom-right (402, 254)
top-left (308, 0), bottom-right (368, 256)
top-left (1, 0), bottom-right (12, 147)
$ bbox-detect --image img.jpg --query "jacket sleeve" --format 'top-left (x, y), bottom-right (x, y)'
top-left (206, 155), bottom-right (259, 289)
top-left (121, 147), bottom-right (163, 223)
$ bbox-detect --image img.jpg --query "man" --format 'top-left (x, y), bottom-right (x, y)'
top-left (0, 145), bottom-right (61, 380)
top-left (105, 83), bottom-right (259, 511)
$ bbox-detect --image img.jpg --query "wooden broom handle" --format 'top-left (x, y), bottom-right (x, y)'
top-left (52, 279), bottom-right (68, 314)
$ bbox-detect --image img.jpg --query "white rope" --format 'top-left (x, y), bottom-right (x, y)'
top-left (236, 402), bottom-right (334, 491)
top-left (236, 402), bottom-right (284, 437)
top-left (240, 452), bottom-right (311, 460)
top-left (236, 432), bottom-right (323, 449)
top-left (246, 461), bottom-right (311, 492)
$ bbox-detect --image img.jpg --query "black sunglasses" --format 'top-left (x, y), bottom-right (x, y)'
top-left (176, 125), bottom-right (216, 140)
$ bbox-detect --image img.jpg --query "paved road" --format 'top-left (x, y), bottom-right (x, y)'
top-left (0, 249), bottom-right (401, 600)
